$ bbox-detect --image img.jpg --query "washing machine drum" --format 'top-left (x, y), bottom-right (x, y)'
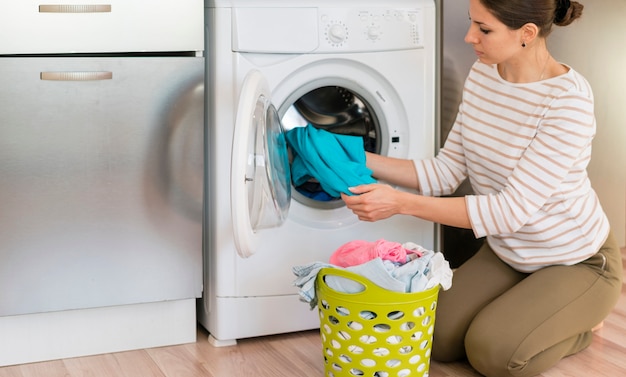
top-left (294, 87), bottom-right (375, 141)
top-left (289, 86), bottom-right (379, 202)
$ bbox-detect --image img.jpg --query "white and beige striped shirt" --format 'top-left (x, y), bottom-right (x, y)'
top-left (416, 61), bottom-right (609, 272)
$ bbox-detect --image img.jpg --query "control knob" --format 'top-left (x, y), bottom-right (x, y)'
top-left (367, 26), bottom-right (382, 41)
top-left (327, 23), bottom-right (347, 44)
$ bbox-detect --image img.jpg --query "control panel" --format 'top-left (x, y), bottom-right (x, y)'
top-left (232, 6), bottom-right (428, 54)
top-left (319, 8), bottom-right (424, 52)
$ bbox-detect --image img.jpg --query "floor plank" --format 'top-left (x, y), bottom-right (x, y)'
top-left (146, 345), bottom-right (208, 377)
top-left (62, 354), bottom-right (127, 377)
top-left (113, 350), bottom-right (166, 377)
top-left (18, 360), bottom-right (68, 377)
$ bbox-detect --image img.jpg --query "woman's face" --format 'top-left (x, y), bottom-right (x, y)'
top-left (464, 0), bottom-right (522, 65)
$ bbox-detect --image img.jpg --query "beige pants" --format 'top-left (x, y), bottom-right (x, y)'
top-left (432, 231), bottom-right (623, 377)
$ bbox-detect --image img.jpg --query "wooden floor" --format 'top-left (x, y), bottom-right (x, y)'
top-left (1, 248), bottom-right (624, 377)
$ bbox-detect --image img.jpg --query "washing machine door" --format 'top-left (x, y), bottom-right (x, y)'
top-left (231, 70), bottom-right (291, 258)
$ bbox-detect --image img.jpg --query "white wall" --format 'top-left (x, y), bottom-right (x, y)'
top-left (549, 0), bottom-right (626, 246)
top-left (441, 0), bottom-right (626, 247)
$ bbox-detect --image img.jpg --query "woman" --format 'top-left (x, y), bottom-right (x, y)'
top-left (341, 0), bottom-right (623, 376)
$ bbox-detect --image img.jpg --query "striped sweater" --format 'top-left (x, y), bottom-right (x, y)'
top-left (415, 61), bottom-right (610, 272)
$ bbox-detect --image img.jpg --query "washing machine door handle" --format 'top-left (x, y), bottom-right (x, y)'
top-left (231, 70), bottom-right (291, 258)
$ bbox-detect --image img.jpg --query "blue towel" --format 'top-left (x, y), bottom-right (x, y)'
top-left (285, 125), bottom-right (376, 197)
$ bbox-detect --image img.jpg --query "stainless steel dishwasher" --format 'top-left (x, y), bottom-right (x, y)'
top-left (0, 1), bottom-right (204, 366)
top-left (0, 56), bottom-right (203, 314)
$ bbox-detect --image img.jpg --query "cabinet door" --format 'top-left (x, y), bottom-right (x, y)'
top-left (0, 57), bottom-right (203, 316)
top-left (0, 0), bottom-right (203, 54)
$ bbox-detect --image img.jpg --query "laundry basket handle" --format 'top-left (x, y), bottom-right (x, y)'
top-left (316, 267), bottom-right (396, 300)
top-left (316, 267), bottom-right (440, 305)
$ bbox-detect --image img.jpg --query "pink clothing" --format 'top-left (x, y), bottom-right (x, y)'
top-left (329, 239), bottom-right (421, 267)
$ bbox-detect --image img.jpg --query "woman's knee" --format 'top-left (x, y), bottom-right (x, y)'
top-left (434, 325), bottom-right (512, 370)
top-left (464, 319), bottom-right (515, 377)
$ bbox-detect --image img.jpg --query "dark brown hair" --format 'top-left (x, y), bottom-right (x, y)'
top-left (480, 0), bottom-right (584, 36)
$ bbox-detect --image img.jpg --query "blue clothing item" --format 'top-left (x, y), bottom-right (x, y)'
top-left (285, 125), bottom-right (376, 198)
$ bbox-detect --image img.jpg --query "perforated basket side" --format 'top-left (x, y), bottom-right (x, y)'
top-left (315, 268), bottom-right (439, 377)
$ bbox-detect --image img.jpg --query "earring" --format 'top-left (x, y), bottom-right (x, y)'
top-left (522, 41), bottom-right (526, 47)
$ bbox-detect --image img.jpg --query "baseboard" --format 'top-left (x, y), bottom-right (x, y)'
top-left (0, 299), bottom-right (197, 367)
top-left (199, 294), bottom-right (320, 345)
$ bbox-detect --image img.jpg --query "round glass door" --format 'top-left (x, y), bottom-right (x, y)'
top-left (231, 70), bottom-right (291, 258)
top-left (248, 99), bottom-right (291, 230)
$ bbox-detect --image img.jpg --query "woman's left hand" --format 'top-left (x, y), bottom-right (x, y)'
top-left (341, 183), bottom-right (405, 222)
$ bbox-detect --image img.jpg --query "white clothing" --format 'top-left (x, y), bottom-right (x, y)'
top-left (415, 61), bottom-right (610, 272)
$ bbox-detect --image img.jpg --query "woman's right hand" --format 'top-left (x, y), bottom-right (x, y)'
top-left (341, 183), bottom-right (407, 222)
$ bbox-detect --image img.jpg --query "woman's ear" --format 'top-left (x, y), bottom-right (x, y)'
top-left (521, 23), bottom-right (540, 46)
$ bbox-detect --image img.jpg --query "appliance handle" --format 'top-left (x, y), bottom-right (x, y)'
top-left (39, 4), bottom-right (112, 13)
top-left (40, 72), bottom-right (113, 81)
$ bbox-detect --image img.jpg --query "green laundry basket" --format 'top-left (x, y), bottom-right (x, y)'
top-left (315, 268), bottom-right (440, 377)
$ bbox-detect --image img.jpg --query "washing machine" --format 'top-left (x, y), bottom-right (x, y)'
top-left (200, 0), bottom-right (438, 346)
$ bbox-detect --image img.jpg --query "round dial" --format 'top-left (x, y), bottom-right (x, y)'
top-left (327, 23), bottom-right (348, 44)
top-left (367, 26), bottom-right (382, 41)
